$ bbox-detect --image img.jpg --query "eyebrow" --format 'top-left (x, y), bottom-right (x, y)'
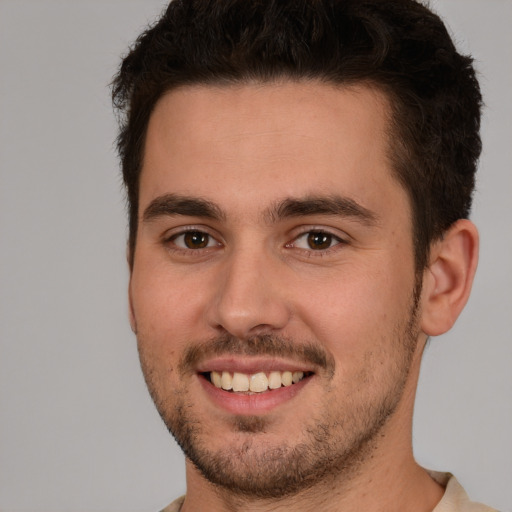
top-left (142, 193), bottom-right (378, 226)
top-left (143, 194), bottom-right (225, 222)
top-left (266, 196), bottom-right (379, 226)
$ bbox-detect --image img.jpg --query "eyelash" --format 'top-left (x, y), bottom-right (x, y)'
top-left (162, 227), bottom-right (347, 257)
top-left (286, 229), bottom-right (346, 255)
top-left (164, 227), bottom-right (222, 255)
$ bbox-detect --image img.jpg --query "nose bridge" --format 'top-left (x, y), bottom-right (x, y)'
top-left (207, 241), bottom-right (290, 338)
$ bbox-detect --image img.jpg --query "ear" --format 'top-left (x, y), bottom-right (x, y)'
top-left (127, 244), bottom-right (137, 334)
top-left (420, 219), bottom-right (479, 336)
top-left (128, 282), bottom-right (138, 334)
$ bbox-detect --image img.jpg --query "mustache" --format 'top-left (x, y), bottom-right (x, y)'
top-left (179, 333), bottom-right (335, 376)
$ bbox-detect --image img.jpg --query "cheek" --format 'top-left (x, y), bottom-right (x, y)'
top-left (130, 262), bottom-right (211, 349)
top-left (295, 258), bottom-right (415, 354)
top-left (131, 271), bottom-right (200, 390)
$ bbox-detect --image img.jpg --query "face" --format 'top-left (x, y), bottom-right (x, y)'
top-left (130, 81), bottom-right (425, 497)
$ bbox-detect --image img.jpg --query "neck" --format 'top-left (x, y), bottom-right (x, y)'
top-left (183, 448), bottom-right (442, 512)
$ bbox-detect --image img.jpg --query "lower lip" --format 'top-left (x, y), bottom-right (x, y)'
top-left (198, 374), bottom-right (311, 415)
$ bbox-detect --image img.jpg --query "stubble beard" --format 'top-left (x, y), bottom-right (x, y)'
top-left (138, 290), bottom-right (422, 500)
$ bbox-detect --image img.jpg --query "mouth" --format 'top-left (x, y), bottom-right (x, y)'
top-left (195, 357), bottom-right (318, 415)
top-left (202, 370), bottom-right (313, 394)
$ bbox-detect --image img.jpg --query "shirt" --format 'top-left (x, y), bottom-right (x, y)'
top-left (160, 472), bottom-right (499, 512)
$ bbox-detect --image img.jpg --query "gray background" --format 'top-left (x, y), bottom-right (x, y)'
top-left (0, 1), bottom-right (510, 511)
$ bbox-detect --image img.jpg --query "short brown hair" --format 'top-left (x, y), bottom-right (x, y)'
top-left (112, 0), bottom-right (482, 270)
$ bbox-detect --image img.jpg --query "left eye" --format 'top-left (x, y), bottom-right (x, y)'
top-left (171, 231), bottom-right (219, 250)
top-left (292, 231), bottom-right (342, 250)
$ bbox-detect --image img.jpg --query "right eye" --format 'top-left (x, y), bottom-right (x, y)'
top-left (170, 231), bottom-right (220, 250)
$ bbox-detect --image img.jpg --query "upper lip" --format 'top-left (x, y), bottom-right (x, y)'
top-left (195, 356), bottom-right (316, 375)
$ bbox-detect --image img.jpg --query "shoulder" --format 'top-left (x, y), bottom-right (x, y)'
top-left (159, 495), bottom-right (185, 512)
top-left (429, 471), bottom-right (499, 512)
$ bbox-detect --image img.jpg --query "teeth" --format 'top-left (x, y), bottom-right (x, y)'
top-left (221, 371), bottom-right (233, 390)
top-left (209, 370), bottom-right (307, 393)
top-left (281, 371), bottom-right (293, 387)
top-left (211, 371), bottom-right (222, 388)
top-left (232, 372), bottom-right (249, 392)
top-left (292, 371), bottom-right (304, 383)
top-left (250, 372), bottom-right (268, 392)
top-left (268, 371), bottom-right (282, 389)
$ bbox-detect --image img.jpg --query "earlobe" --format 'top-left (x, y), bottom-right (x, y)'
top-left (420, 219), bottom-right (479, 336)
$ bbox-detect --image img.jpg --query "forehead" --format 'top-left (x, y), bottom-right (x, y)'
top-left (141, 80), bottom-right (406, 221)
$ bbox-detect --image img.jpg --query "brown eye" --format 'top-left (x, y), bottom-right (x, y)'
top-left (289, 230), bottom-right (343, 253)
top-left (168, 230), bottom-right (221, 253)
top-left (307, 231), bottom-right (333, 250)
top-left (183, 231), bottom-right (210, 249)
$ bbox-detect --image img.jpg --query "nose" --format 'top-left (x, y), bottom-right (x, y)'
top-left (206, 248), bottom-right (291, 339)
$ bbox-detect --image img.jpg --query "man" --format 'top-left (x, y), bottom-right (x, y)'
top-left (112, 0), bottom-right (496, 510)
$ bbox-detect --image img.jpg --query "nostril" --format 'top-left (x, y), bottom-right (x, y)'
top-left (205, 264), bottom-right (291, 338)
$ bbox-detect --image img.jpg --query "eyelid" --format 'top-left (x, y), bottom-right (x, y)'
top-left (162, 224), bottom-right (221, 239)
top-left (288, 225), bottom-right (349, 242)
top-left (162, 225), bottom-right (224, 251)
top-left (286, 226), bottom-right (349, 253)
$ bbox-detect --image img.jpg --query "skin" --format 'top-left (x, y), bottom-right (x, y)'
top-left (129, 81), bottom-right (479, 512)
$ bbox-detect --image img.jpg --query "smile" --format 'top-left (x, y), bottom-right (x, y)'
top-left (205, 370), bottom-right (310, 393)
top-left (196, 358), bottom-right (317, 414)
